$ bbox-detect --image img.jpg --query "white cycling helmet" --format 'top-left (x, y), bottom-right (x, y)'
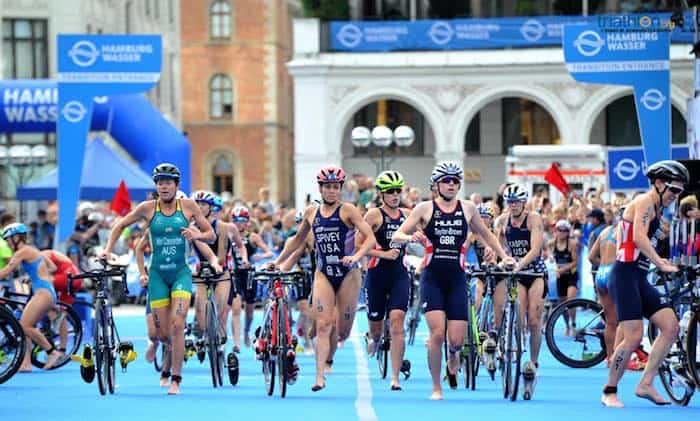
top-left (78, 202), bottom-right (95, 218)
top-left (555, 219), bottom-right (571, 231)
top-left (430, 161), bottom-right (463, 184)
top-left (503, 184), bottom-right (528, 202)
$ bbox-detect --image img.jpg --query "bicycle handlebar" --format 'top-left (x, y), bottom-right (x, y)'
top-left (250, 270), bottom-right (304, 284)
top-left (67, 262), bottom-right (127, 296)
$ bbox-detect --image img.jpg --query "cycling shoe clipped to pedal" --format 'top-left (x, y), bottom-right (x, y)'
top-left (227, 352), bottom-right (239, 386)
top-left (400, 359), bottom-right (411, 380)
top-left (118, 341), bottom-right (137, 372)
top-left (184, 339), bottom-right (196, 362)
top-left (70, 344), bottom-right (95, 384)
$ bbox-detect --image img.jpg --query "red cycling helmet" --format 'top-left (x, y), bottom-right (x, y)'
top-left (231, 206), bottom-right (250, 222)
top-left (317, 166), bottom-right (346, 184)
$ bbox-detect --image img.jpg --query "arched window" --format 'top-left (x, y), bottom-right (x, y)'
top-left (212, 154), bottom-right (234, 194)
top-left (210, 0), bottom-right (231, 40)
top-left (210, 74), bottom-right (233, 119)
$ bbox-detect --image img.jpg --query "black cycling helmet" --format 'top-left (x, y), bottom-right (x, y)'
top-left (645, 160), bottom-right (689, 184)
top-left (152, 163), bottom-right (181, 182)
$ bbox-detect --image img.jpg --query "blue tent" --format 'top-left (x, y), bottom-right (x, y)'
top-left (17, 137), bottom-right (154, 201)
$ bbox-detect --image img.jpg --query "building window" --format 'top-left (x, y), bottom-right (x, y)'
top-left (169, 0), bottom-right (175, 23)
top-left (145, 0), bottom-right (151, 16)
top-left (154, 0), bottom-right (160, 19)
top-left (210, 0), bottom-right (232, 40)
top-left (502, 97), bottom-right (559, 154)
top-left (2, 19), bottom-right (48, 79)
top-left (210, 74), bottom-right (233, 119)
top-left (605, 95), bottom-right (686, 147)
top-left (464, 111), bottom-right (480, 154)
top-left (126, 1), bottom-right (132, 33)
top-left (212, 155), bottom-right (234, 194)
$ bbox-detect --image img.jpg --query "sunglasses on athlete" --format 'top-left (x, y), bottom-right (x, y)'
top-left (383, 188), bottom-right (402, 195)
top-left (664, 183), bottom-right (684, 195)
top-left (439, 176), bottom-right (461, 185)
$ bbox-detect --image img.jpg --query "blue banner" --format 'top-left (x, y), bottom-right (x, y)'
top-left (564, 24), bottom-right (671, 170)
top-left (607, 145), bottom-right (689, 191)
top-left (331, 13), bottom-right (692, 51)
top-left (57, 35), bottom-right (161, 243)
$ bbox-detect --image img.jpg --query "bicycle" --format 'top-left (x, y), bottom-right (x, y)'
top-left (0, 283), bottom-right (82, 370)
top-left (192, 264), bottom-right (238, 388)
top-left (251, 270), bottom-right (301, 398)
top-left (0, 303), bottom-right (25, 384)
top-left (545, 298), bottom-right (607, 368)
top-left (374, 300), bottom-right (411, 381)
top-left (451, 268), bottom-right (480, 392)
top-left (647, 268), bottom-right (697, 406)
top-left (68, 259), bottom-right (132, 395)
top-left (404, 263), bottom-right (421, 346)
top-left (469, 265), bottom-right (502, 382)
top-left (483, 268), bottom-right (542, 401)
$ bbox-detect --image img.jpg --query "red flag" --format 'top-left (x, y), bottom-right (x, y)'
top-left (544, 163), bottom-right (570, 195)
top-left (110, 180), bottom-right (132, 216)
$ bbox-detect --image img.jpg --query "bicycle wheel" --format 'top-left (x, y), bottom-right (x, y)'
top-left (277, 300), bottom-right (288, 398)
top-left (154, 343), bottom-right (164, 372)
top-left (406, 314), bottom-right (417, 346)
top-left (0, 305), bottom-right (25, 384)
top-left (106, 318), bottom-right (116, 395)
top-left (206, 300), bottom-right (220, 388)
top-left (545, 298), bottom-right (606, 369)
top-left (658, 357), bottom-right (694, 406)
top-left (501, 304), bottom-right (522, 401)
top-left (31, 302), bottom-right (83, 370)
top-left (686, 312), bottom-right (700, 385)
top-left (262, 306), bottom-right (275, 396)
top-left (94, 304), bottom-right (106, 396)
top-left (378, 321), bottom-right (389, 379)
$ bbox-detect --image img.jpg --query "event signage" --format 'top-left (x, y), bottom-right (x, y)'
top-left (563, 24), bottom-right (671, 168)
top-left (607, 145), bottom-right (689, 191)
top-left (56, 34), bottom-right (161, 243)
top-left (331, 13), bottom-right (692, 51)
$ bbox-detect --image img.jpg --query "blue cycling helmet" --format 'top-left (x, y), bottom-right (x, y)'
top-left (2, 222), bottom-right (28, 239)
top-left (191, 190), bottom-right (216, 206)
top-left (212, 196), bottom-right (224, 212)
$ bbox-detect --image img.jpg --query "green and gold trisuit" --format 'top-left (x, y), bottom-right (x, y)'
top-left (148, 199), bottom-right (192, 309)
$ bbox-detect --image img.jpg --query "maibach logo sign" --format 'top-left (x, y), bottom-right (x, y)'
top-left (607, 145), bottom-right (689, 191)
top-left (57, 34), bottom-right (161, 242)
top-left (563, 24), bottom-right (671, 168)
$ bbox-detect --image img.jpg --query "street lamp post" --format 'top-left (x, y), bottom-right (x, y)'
top-left (0, 144), bottom-right (49, 220)
top-left (351, 125), bottom-right (415, 174)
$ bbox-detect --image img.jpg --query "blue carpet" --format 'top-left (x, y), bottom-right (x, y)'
top-left (2, 310), bottom-right (699, 421)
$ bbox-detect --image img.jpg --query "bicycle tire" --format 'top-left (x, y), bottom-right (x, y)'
top-left (106, 318), bottom-right (116, 394)
top-left (408, 315), bottom-right (418, 346)
top-left (278, 300), bottom-right (288, 398)
top-left (0, 305), bottom-right (25, 384)
top-left (153, 343), bottom-right (164, 372)
top-left (94, 304), bottom-right (106, 396)
top-left (263, 308), bottom-right (275, 396)
top-left (207, 300), bottom-right (220, 388)
top-left (31, 302), bottom-right (83, 370)
top-left (501, 303), bottom-right (522, 401)
top-left (378, 321), bottom-right (389, 380)
top-left (686, 312), bottom-right (700, 385)
top-left (658, 359), bottom-right (694, 406)
top-left (545, 298), bottom-right (606, 369)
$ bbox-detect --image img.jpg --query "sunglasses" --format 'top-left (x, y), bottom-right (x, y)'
top-left (665, 182), bottom-right (684, 195)
top-left (233, 217), bottom-right (249, 223)
top-left (439, 177), bottom-right (461, 185)
top-left (506, 200), bottom-right (524, 205)
top-left (557, 228), bottom-right (570, 232)
top-left (383, 188), bottom-right (402, 195)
